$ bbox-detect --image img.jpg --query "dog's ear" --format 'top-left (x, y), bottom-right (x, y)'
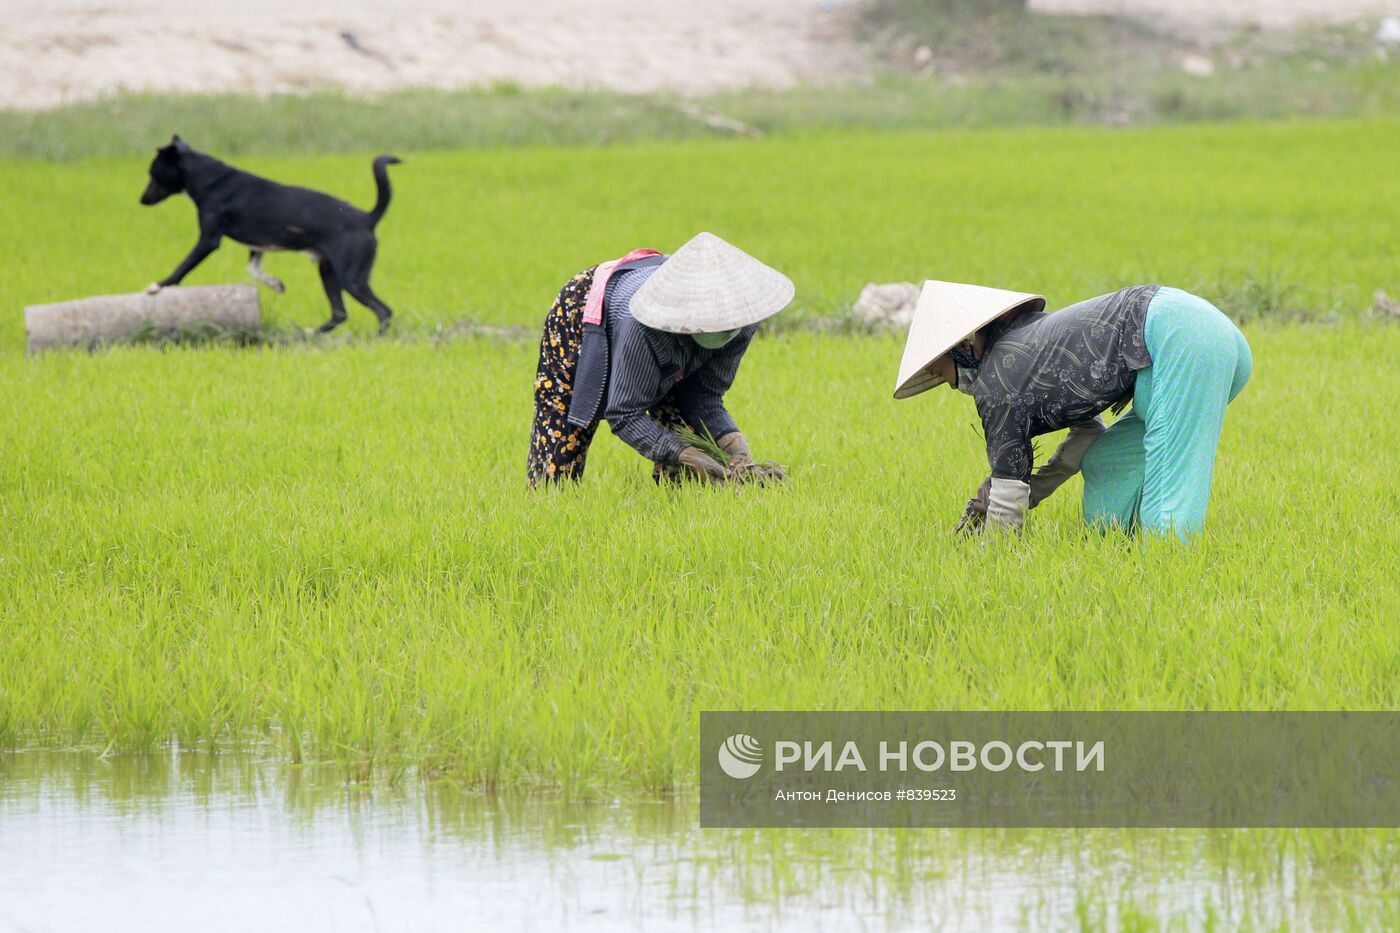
top-left (155, 135), bottom-right (190, 162)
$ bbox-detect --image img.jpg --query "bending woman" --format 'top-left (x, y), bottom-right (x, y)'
top-left (894, 282), bottom-right (1252, 538)
top-left (528, 232), bottom-right (793, 486)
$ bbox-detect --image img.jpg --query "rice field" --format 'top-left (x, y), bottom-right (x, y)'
top-left (3, 118), bottom-right (1398, 350)
top-left (1, 111), bottom-right (1397, 931)
top-left (2, 118), bottom-right (1398, 778)
top-left (0, 330), bottom-right (1396, 782)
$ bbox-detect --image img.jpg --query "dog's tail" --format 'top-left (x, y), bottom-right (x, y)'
top-left (368, 154), bottom-right (402, 227)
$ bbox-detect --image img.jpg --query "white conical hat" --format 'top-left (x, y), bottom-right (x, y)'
top-left (893, 280), bottom-right (1045, 399)
top-left (630, 232), bottom-right (795, 334)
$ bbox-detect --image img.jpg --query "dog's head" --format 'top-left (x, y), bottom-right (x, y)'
top-left (140, 135), bottom-right (191, 205)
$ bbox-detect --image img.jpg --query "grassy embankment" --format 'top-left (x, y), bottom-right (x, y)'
top-left (1, 2), bottom-right (1396, 160)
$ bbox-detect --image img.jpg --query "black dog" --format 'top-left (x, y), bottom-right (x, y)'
top-left (141, 136), bottom-right (402, 334)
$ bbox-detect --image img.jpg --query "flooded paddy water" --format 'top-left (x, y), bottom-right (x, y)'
top-left (1, 749), bottom-right (1392, 931)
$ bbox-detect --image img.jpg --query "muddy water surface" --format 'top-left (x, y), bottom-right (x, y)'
top-left (0, 749), bottom-right (1388, 931)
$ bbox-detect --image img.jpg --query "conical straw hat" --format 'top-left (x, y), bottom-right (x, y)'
top-left (893, 280), bottom-right (1045, 399)
top-left (630, 232), bottom-right (795, 334)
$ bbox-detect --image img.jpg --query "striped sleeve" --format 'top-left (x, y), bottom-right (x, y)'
top-left (671, 326), bottom-right (755, 441)
top-left (602, 315), bottom-right (687, 464)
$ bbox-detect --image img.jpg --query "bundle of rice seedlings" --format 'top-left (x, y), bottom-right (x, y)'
top-left (670, 424), bottom-right (787, 486)
top-left (671, 425), bottom-right (731, 464)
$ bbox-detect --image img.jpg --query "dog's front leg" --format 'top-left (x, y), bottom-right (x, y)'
top-left (246, 251), bottom-right (286, 293)
top-left (146, 230), bottom-right (223, 294)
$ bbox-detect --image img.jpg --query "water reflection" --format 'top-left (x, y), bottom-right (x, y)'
top-left (0, 749), bottom-right (1392, 931)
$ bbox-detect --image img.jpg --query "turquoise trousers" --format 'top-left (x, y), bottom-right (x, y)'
top-left (1079, 288), bottom-right (1252, 538)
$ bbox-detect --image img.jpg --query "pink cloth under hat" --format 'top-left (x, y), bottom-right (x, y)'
top-left (582, 249), bottom-right (664, 326)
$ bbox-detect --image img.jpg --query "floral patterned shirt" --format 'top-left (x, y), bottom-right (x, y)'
top-left (971, 285), bottom-right (1159, 482)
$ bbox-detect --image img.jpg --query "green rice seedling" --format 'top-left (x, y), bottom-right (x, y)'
top-left (671, 424), bottom-right (731, 464)
top-left (672, 424), bottom-right (787, 485)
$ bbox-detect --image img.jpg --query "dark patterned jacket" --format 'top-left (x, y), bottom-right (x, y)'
top-left (971, 285), bottom-right (1159, 481)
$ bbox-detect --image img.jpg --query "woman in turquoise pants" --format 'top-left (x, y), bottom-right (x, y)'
top-left (1079, 288), bottom-right (1253, 536)
top-left (898, 283), bottom-right (1252, 539)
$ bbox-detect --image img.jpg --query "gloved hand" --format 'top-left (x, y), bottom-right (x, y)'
top-left (717, 431), bottom-right (754, 467)
top-left (677, 446), bottom-right (730, 484)
top-left (732, 460), bottom-right (787, 486)
top-left (1028, 417), bottom-right (1106, 507)
top-left (987, 477), bottom-right (1031, 531)
top-left (954, 476), bottom-right (992, 535)
top-left (758, 461), bottom-right (788, 482)
top-left (718, 432), bottom-right (787, 486)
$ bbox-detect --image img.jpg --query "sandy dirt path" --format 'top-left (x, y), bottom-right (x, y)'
top-left (2, 1), bottom-right (1396, 110)
top-left (0, 0), bottom-right (865, 110)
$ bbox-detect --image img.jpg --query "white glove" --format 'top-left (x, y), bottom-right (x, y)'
top-left (987, 477), bottom-right (1031, 531)
top-left (1028, 417), bottom-right (1106, 508)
